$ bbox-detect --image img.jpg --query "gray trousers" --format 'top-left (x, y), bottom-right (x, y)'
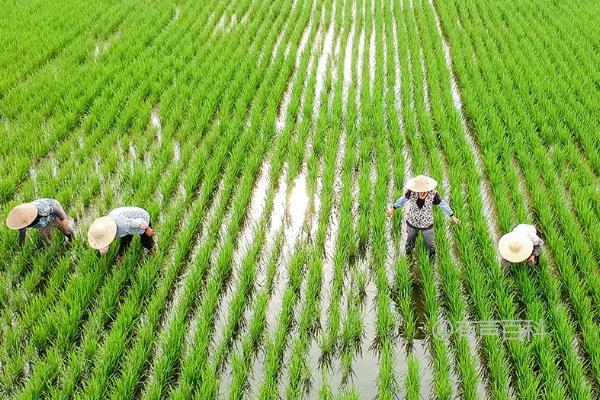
top-left (406, 224), bottom-right (436, 258)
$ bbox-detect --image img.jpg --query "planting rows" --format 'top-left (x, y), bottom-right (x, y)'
top-left (1, 0), bottom-right (598, 398)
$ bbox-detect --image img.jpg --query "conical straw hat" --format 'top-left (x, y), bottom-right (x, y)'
top-left (6, 203), bottom-right (38, 229)
top-left (87, 216), bottom-right (117, 249)
top-left (498, 231), bottom-right (534, 263)
top-left (406, 175), bottom-right (438, 192)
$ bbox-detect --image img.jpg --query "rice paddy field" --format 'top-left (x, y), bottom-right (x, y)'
top-left (1, 0), bottom-right (600, 398)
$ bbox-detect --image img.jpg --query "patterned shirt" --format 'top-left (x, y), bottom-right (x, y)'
top-left (393, 190), bottom-right (454, 229)
top-left (108, 207), bottom-right (151, 237)
top-left (29, 198), bottom-right (67, 228)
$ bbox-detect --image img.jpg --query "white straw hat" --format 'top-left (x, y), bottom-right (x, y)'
top-left (406, 175), bottom-right (438, 192)
top-left (498, 231), bottom-right (534, 263)
top-left (87, 216), bottom-right (117, 249)
top-left (6, 203), bottom-right (38, 229)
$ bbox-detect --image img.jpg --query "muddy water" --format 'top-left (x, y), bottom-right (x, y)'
top-left (368, 23), bottom-right (376, 97)
top-left (355, 27), bottom-right (365, 121)
top-left (342, 1), bottom-right (356, 114)
top-left (275, 20), bottom-right (313, 133)
top-left (150, 105), bottom-right (163, 144)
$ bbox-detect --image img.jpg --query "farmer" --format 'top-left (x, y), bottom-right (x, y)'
top-left (5, 198), bottom-right (74, 246)
top-left (499, 224), bottom-right (544, 266)
top-left (387, 175), bottom-right (460, 259)
top-left (87, 206), bottom-right (155, 262)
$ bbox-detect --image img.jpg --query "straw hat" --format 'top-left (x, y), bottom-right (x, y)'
top-left (406, 175), bottom-right (438, 192)
top-left (6, 203), bottom-right (38, 229)
top-left (87, 216), bottom-right (117, 249)
top-left (498, 231), bottom-right (533, 263)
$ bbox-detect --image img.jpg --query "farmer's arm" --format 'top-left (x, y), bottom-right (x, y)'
top-left (18, 228), bottom-right (27, 246)
top-left (531, 234), bottom-right (544, 257)
top-left (434, 193), bottom-right (460, 224)
top-left (433, 193), bottom-right (454, 216)
top-left (50, 202), bottom-right (68, 221)
top-left (393, 190), bottom-right (411, 209)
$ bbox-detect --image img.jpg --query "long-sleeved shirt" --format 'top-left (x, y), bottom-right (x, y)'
top-left (108, 207), bottom-right (151, 237)
top-left (18, 198), bottom-right (68, 244)
top-left (393, 190), bottom-right (454, 215)
top-left (513, 224), bottom-right (544, 257)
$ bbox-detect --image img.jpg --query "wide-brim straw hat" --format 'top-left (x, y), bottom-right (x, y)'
top-left (498, 231), bottom-right (534, 263)
top-left (6, 203), bottom-right (38, 229)
top-left (87, 216), bottom-right (117, 249)
top-left (406, 175), bottom-right (438, 192)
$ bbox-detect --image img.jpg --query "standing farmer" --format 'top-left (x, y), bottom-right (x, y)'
top-left (499, 224), bottom-right (544, 266)
top-left (387, 175), bottom-right (459, 259)
top-left (6, 198), bottom-right (74, 246)
top-left (87, 206), bottom-right (155, 262)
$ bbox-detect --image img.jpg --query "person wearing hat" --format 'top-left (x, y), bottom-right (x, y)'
top-left (499, 224), bottom-right (544, 266)
top-left (87, 206), bottom-right (155, 262)
top-left (387, 175), bottom-right (460, 259)
top-left (6, 198), bottom-right (74, 246)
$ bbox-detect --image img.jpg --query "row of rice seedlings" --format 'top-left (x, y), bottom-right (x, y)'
top-left (167, 3), bottom-right (320, 399)
top-left (317, 0), bottom-right (364, 374)
top-left (405, 354), bottom-right (421, 400)
top-left (357, 2), bottom-right (398, 398)
top-left (434, 0), bottom-right (596, 394)
top-left (0, 0), bottom-right (171, 196)
top-left (383, 3), bottom-right (419, 367)
top-left (318, 0), bottom-right (357, 390)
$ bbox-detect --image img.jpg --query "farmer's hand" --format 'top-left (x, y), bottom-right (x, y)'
top-left (451, 216), bottom-right (461, 225)
top-left (527, 255), bottom-right (535, 264)
top-left (145, 227), bottom-right (154, 237)
top-left (117, 255), bottom-right (125, 264)
top-left (386, 207), bottom-right (394, 217)
top-left (98, 246), bottom-right (109, 256)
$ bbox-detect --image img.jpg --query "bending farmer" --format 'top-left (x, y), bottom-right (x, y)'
top-left (387, 175), bottom-right (459, 259)
top-left (499, 224), bottom-right (544, 266)
top-left (87, 206), bottom-right (155, 262)
top-left (6, 198), bottom-right (74, 246)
